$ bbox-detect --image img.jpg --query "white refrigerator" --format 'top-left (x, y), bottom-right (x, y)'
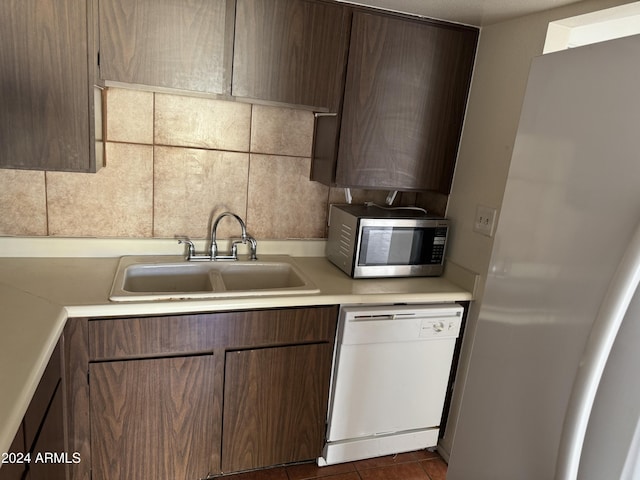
top-left (447, 33), bottom-right (640, 479)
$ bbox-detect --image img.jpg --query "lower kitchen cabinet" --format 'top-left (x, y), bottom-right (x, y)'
top-left (64, 306), bottom-right (338, 480)
top-left (0, 429), bottom-right (25, 480)
top-left (222, 343), bottom-right (333, 472)
top-left (89, 356), bottom-right (216, 480)
top-left (0, 339), bottom-right (66, 480)
top-left (26, 383), bottom-right (66, 480)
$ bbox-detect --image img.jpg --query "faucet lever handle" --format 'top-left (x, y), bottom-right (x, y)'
top-left (177, 238), bottom-right (196, 260)
top-left (245, 234), bottom-right (258, 261)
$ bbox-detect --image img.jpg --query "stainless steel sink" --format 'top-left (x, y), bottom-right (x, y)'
top-left (109, 255), bottom-right (320, 302)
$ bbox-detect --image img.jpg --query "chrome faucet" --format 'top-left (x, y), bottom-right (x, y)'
top-left (178, 211), bottom-right (257, 261)
top-left (210, 212), bottom-right (258, 261)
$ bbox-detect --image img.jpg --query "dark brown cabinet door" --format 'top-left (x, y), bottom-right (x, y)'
top-left (222, 343), bottom-right (333, 472)
top-left (24, 340), bottom-right (66, 480)
top-left (335, 12), bottom-right (477, 192)
top-left (232, 0), bottom-right (350, 111)
top-left (28, 385), bottom-right (67, 480)
top-left (89, 355), bottom-right (216, 480)
top-left (0, 339), bottom-right (66, 480)
top-left (99, 0), bottom-right (233, 94)
top-left (67, 307), bottom-right (337, 478)
top-left (0, 426), bottom-right (26, 480)
top-left (0, 0), bottom-right (97, 171)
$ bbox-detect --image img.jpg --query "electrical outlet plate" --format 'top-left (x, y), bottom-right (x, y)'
top-left (473, 205), bottom-right (497, 237)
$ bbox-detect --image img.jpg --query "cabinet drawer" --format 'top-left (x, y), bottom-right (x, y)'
top-left (89, 315), bottom-right (215, 361)
top-left (89, 307), bottom-right (339, 361)
top-left (215, 307), bottom-right (338, 349)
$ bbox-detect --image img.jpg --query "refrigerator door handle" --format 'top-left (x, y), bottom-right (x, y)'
top-left (620, 416), bottom-right (640, 479)
top-left (555, 220), bottom-right (640, 480)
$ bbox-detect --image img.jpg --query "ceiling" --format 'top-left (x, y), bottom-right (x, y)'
top-left (338, 0), bottom-right (586, 26)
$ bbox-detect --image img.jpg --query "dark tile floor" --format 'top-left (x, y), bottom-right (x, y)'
top-left (217, 450), bottom-right (447, 480)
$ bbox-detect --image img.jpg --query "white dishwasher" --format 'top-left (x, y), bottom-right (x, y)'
top-left (319, 303), bottom-right (463, 466)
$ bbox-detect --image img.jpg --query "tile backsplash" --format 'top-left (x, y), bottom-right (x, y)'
top-left (0, 87), bottom-right (447, 240)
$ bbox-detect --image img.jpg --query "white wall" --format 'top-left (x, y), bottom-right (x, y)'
top-left (545, 2), bottom-right (640, 53)
top-left (441, 0), bottom-right (635, 458)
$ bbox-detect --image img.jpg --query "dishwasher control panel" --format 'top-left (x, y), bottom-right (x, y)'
top-left (339, 304), bottom-right (463, 345)
top-left (420, 318), bottom-right (461, 338)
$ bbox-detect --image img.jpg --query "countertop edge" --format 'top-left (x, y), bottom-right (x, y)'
top-left (0, 284), bottom-right (67, 459)
top-left (64, 291), bottom-right (472, 318)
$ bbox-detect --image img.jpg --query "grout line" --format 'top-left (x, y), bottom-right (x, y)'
top-left (245, 104), bottom-right (253, 225)
top-left (44, 171), bottom-right (49, 236)
top-left (151, 92), bottom-right (156, 237)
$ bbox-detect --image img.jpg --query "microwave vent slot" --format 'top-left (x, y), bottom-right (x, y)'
top-left (339, 224), bottom-right (353, 258)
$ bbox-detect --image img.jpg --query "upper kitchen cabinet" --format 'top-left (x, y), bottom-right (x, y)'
top-left (232, 0), bottom-right (350, 111)
top-left (314, 11), bottom-right (478, 193)
top-left (98, 0), bottom-right (234, 94)
top-left (0, 0), bottom-right (101, 172)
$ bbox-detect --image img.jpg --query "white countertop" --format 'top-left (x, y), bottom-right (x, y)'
top-left (0, 237), bottom-right (476, 457)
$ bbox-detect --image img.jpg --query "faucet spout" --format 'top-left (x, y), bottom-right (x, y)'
top-left (209, 212), bottom-right (257, 261)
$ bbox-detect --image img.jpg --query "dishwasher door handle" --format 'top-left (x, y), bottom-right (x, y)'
top-left (351, 313), bottom-right (416, 321)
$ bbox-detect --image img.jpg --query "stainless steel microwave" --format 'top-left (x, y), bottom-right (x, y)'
top-left (326, 204), bottom-right (450, 278)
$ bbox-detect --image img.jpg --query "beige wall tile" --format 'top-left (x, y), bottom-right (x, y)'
top-left (47, 143), bottom-right (153, 237)
top-left (0, 169), bottom-right (47, 236)
top-left (155, 94), bottom-right (251, 151)
top-left (105, 88), bottom-right (154, 144)
top-left (153, 146), bottom-right (249, 239)
top-left (247, 154), bottom-right (329, 239)
top-left (4, 88), bottom-right (330, 241)
top-left (250, 105), bottom-right (314, 157)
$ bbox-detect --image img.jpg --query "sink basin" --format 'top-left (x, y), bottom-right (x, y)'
top-left (122, 263), bottom-right (225, 293)
top-left (109, 255), bottom-right (320, 302)
top-left (213, 262), bottom-right (311, 291)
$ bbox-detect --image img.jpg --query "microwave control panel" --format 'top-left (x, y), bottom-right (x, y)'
top-left (431, 227), bottom-right (448, 264)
